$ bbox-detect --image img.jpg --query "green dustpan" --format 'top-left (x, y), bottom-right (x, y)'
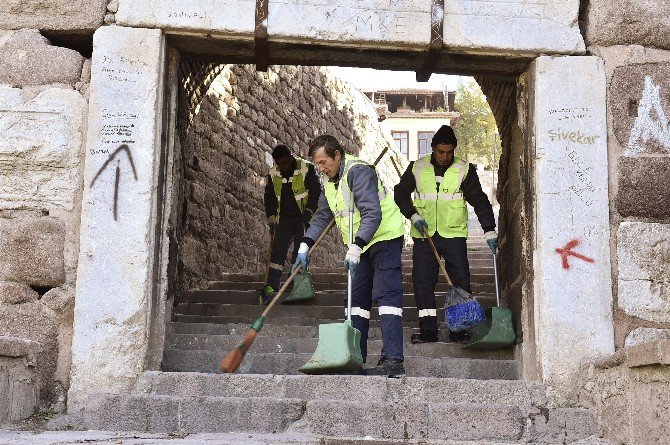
top-left (282, 271), bottom-right (316, 304)
top-left (464, 306), bottom-right (516, 349)
top-left (464, 249), bottom-right (516, 350)
top-left (299, 321), bottom-right (364, 374)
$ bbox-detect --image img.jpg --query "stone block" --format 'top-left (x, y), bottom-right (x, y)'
top-left (0, 0), bottom-right (106, 32)
top-left (306, 400), bottom-right (428, 439)
top-left (626, 327), bottom-right (670, 347)
top-left (617, 157), bottom-right (670, 219)
top-left (617, 222), bottom-right (670, 323)
top-left (0, 85), bottom-right (87, 211)
top-left (428, 403), bottom-right (523, 441)
top-left (116, 0), bottom-right (255, 36)
top-left (69, 26), bottom-right (167, 407)
top-left (530, 56), bottom-right (614, 403)
top-left (444, 0), bottom-right (584, 55)
top-left (0, 282), bottom-right (38, 305)
top-left (528, 408), bottom-right (597, 443)
top-left (627, 340), bottom-right (670, 368)
top-left (610, 63), bottom-right (670, 156)
top-left (0, 336), bottom-right (38, 364)
top-left (0, 217), bottom-right (65, 287)
top-left (83, 394), bottom-right (179, 432)
top-left (584, 0), bottom-right (670, 51)
top-left (629, 379), bottom-right (670, 445)
top-left (179, 397), bottom-right (303, 433)
top-left (0, 30), bottom-right (84, 87)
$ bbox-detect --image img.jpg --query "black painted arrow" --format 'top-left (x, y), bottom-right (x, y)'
top-left (89, 144), bottom-right (139, 221)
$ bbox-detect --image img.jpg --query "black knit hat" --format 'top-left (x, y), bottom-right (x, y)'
top-left (431, 125), bottom-right (458, 148)
top-left (272, 144), bottom-right (292, 160)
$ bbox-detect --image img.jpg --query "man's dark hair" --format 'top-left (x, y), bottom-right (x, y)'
top-left (272, 144), bottom-right (292, 160)
top-left (308, 135), bottom-right (345, 159)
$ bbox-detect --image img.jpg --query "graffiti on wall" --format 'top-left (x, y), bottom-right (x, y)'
top-left (555, 239), bottom-right (595, 270)
top-left (627, 76), bottom-right (670, 156)
top-left (89, 144), bottom-right (138, 221)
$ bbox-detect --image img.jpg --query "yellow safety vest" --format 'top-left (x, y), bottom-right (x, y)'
top-left (270, 157), bottom-right (311, 220)
top-left (324, 155), bottom-right (405, 252)
top-left (411, 154), bottom-right (469, 238)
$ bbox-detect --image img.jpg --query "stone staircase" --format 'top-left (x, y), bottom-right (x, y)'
top-left (78, 231), bottom-right (605, 443)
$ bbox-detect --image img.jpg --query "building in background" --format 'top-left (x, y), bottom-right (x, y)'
top-left (364, 89), bottom-right (460, 161)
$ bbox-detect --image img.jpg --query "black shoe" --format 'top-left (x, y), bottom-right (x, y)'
top-left (410, 331), bottom-right (439, 344)
top-left (448, 330), bottom-right (471, 343)
top-left (364, 357), bottom-right (405, 378)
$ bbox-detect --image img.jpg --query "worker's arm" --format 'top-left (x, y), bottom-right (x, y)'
top-left (393, 162), bottom-right (418, 220)
top-left (348, 165), bottom-right (382, 249)
top-left (462, 164), bottom-right (496, 232)
top-left (302, 191), bottom-right (334, 246)
top-left (264, 174), bottom-right (278, 218)
top-left (304, 163), bottom-right (321, 214)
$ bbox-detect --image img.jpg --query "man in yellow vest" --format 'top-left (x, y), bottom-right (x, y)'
top-left (394, 125), bottom-right (498, 343)
top-left (261, 144), bottom-right (321, 305)
top-left (292, 135), bottom-right (406, 377)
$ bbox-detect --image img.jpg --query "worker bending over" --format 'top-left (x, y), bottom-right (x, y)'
top-left (293, 135), bottom-right (406, 377)
top-left (394, 125), bottom-right (498, 343)
top-left (261, 144), bottom-right (321, 305)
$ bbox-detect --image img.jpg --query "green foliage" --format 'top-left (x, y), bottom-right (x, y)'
top-left (453, 79), bottom-right (501, 168)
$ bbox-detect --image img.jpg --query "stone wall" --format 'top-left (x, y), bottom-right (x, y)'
top-left (178, 64), bottom-right (406, 290)
top-left (583, 45), bottom-right (670, 350)
top-left (0, 29), bottom-right (89, 412)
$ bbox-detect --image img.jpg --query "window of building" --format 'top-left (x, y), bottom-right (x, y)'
top-left (391, 131), bottom-right (409, 157)
top-left (418, 131), bottom-right (435, 157)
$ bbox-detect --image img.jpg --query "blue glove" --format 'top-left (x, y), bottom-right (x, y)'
top-left (345, 245), bottom-right (362, 275)
top-left (485, 231), bottom-right (499, 253)
top-left (411, 213), bottom-right (429, 234)
top-left (292, 242), bottom-right (310, 272)
top-left (302, 209), bottom-right (313, 228)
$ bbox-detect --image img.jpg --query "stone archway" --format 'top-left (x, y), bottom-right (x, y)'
top-left (68, 1), bottom-right (614, 407)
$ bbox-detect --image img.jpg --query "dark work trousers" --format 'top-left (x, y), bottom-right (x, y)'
top-left (412, 235), bottom-right (471, 335)
top-left (347, 236), bottom-right (404, 363)
top-left (267, 215), bottom-right (304, 291)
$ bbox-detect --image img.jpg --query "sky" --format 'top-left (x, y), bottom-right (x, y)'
top-left (329, 66), bottom-right (466, 93)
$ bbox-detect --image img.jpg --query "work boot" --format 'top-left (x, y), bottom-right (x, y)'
top-left (410, 331), bottom-right (439, 344)
top-left (258, 285), bottom-right (275, 305)
top-left (364, 357), bottom-right (405, 378)
top-left (448, 330), bottom-right (471, 343)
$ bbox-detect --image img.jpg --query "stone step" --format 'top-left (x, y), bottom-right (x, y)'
top-left (173, 301), bottom-right (498, 322)
top-left (207, 281), bottom-right (496, 293)
top-left (161, 350), bottom-right (519, 380)
top-left (135, 372), bottom-right (544, 409)
top-left (164, 333), bottom-right (514, 360)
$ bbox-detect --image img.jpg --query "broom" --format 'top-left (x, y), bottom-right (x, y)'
top-left (220, 149), bottom-right (391, 373)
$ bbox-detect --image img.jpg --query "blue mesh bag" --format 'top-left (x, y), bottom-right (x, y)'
top-left (444, 286), bottom-right (486, 332)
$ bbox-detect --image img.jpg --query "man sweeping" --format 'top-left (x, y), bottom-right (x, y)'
top-left (393, 125), bottom-right (498, 343)
top-left (260, 144), bottom-right (321, 305)
top-left (292, 135), bottom-right (406, 377)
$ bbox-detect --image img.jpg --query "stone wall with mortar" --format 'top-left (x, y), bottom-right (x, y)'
top-left (0, 29), bottom-right (89, 413)
top-left (179, 64), bottom-right (406, 290)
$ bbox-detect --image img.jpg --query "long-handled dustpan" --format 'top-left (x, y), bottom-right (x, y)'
top-left (299, 191), bottom-right (363, 374)
top-left (464, 247), bottom-right (516, 349)
top-left (282, 270), bottom-right (316, 304)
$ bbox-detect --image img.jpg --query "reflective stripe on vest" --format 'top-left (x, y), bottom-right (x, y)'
top-left (411, 154), bottom-right (468, 239)
top-left (324, 155), bottom-right (405, 252)
top-left (270, 157), bottom-right (311, 218)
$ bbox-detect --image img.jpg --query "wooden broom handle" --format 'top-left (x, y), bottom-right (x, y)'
top-left (422, 226), bottom-right (454, 286)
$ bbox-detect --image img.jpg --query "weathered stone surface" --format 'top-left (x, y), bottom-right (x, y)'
top-left (0, 86), bottom-right (87, 211)
top-left (626, 327), bottom-right (670, 347)
top-left (0, 216), bottom-right (65, 287)
top-left (41, 287), bottom-right (75, 392)
top-left (610, 63), bottom-right (670, 156)
top-left (0, 336), bottom-right (38, 363)
top-left (69, 26), bottom-right (166, 407)
top-left (626, 340), bottom-right (670, 367)
top-left (0, 281), bottom-right (38, 305)
top-left (530, 56), bottom-right (614, 404)
top-left (528, 408), bottom-right (597, 443)
top-left (618, 222), bottom-right (670, 323)
top-left (584, 1), bottom-right (670, 51)
top-left (429, 403), bottom-right (524, 441)
top-left (617, 157), bottom-right (670, 219)
top-left (0, 0), bottom-right (106, 32)
top-left (444, 0), bottom-right (585, 55)
top-left (0, 30), bottom-right (84, 87)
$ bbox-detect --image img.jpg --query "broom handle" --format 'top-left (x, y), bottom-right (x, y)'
top-left (263, 229), bottom-right (275, 284)
top-left (347, 190), bottom-right (354, 322)
top-left (492, 247), bottom-right (500, 307)
top-left (422, 226), bottom-right (454, 286)
top-left (260, 219), bottom-right (336, 317)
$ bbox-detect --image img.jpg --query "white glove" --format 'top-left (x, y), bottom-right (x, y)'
top-left (345, 244), bottom-right (362, 274)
